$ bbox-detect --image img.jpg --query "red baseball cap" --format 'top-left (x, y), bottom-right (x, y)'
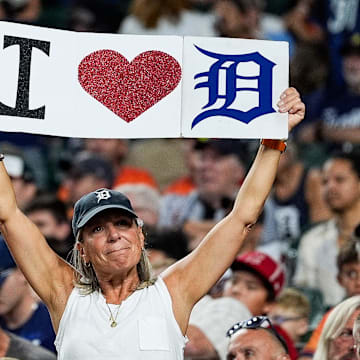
top-left (231, 251), bottom-right (285, 298)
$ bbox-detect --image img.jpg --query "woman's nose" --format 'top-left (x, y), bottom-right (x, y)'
top-left (107, 224), bottom-right (120, 241)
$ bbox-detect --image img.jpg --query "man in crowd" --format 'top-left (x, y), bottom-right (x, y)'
top-left (226, 316), bottom-right (290, 360)
top-left (25, 194), bottom-right (74, 260)
top-left (159, 139), bottom-right (247, 250)
top-left (294, 150), bottom-right (360, 307)
top-left (183, 251), bottom-right (285, 359)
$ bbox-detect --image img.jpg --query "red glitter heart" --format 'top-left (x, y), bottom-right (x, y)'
top-left (78, 50), bottom-right (182, 122)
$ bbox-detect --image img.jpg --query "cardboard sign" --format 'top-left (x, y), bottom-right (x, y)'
top-left (182, 36), bottom-right (289, 139)
top-left (0, 21), bottom-right (288, 139)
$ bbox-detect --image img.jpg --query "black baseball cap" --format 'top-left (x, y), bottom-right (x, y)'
top-left (72, 188), bottom-right (138, 237)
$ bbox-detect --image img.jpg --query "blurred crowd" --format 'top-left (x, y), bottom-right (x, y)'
top-left (0, 0), bottom-right (360, 359)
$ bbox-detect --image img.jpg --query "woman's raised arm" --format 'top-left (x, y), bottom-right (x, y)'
top-left (0, 160), bottom-right (74, 322)
top-left (163, 87), bottom-right (305, 334)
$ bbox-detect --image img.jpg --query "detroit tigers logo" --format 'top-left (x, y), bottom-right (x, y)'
top-left (192, 45), bottom-right (276, 128)
top-left (95, 189), bottom-right (111, 203)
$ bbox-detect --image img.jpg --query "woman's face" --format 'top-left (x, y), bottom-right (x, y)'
top-left (79, 209), bottom-right (144, 278)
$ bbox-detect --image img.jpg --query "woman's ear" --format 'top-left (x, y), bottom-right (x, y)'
top-left (77, 242), bottom-right (88, 262)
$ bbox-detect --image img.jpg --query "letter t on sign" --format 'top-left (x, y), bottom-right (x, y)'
top-left (0, 35), bottom-right (50, 119)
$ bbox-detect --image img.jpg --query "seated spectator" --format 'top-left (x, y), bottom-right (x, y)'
top-left (226, 316), bottom-right (290, 360)
top-left (114, 183), bottom-right (161, 228)
top-left (162, 139), bottom-right (198, 195)
top-left (268, 288), bottom-right (310, 357)
top-left (0, 324), bottom-right (56, 360)
top-left (69, 0), bottom-right (129, 32)
top-left (214, 0), bottom-right (264, 39)
top-left (313, 295), bottom-right (360, 360)
top-left (24, 194), bottom-right (75, 261)
top-left (59, 152), bottom-right (114, 208)
top-left (83, 138), bottom-right (157, 189)
top-left (294, 150), bottom-right (360, 307)
top-left (299, 229), bottom-right (360, 359)
top-left (146, 227), bottom-right (189, 275)
top-left (159, 139), bottom-right (247, 250)
top-left (299, 34), bottom-right (360, 153)
top-left (260, 142), bottom-right (331, 266)
top-left (0, 0), bottom-right (41, 24)
top-left (129, 139), bottom-right (197, 194)
top-left (119, 0), bottom-right (217, 36)
top-left (223, 251), bottom-right (285, 316)
top-left (0, 240), bottom-right (56, 353)
top-left (185, 296), bottom-right (251, 359)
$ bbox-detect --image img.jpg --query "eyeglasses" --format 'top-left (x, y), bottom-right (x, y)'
top-left (270, 315), bottom-right (305, 324)
top-left (341, 269), bottom-right (360, 280)
top-left (226, 316), bottom-right (288, 353)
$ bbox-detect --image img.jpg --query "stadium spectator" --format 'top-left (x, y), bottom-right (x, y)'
top-left (268, 288), bottom-right (310, 357)
top-left (0, 240), bottom-right (56, 353)
top-left (83, 138), bottom-right (157, 189)
top-left (299, 227), bottom-right (360, 359)
top-left (226, 316), bottom-right (290, 360)
top-left (185, 296), bottom-right (251, 359)
top-left (260, 141), bottom-right (330, 269)
top-left (159, 139), bottom-right (246, 250)
top-left (294, 150), bottom-right (360, 307)
top-left (313, 295), bottom-right (360, 360)
top-left (24, 194), bottom-right (74, 261)
top-left (223, 251), bottom-right (285, 317)
top-left (114, 184), bottom-right (161, 228)
top-left (119, 0), bottom-right (216, 36)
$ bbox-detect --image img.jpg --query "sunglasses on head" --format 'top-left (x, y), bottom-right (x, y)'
top-left (226, 316), bottom-right (289, 353)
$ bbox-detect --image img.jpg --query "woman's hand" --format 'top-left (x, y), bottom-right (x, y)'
top-left (277, 87), bottom-right (305, 132)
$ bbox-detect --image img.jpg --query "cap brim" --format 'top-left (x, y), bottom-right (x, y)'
top-left (77, 204), bottom-right (138, 230)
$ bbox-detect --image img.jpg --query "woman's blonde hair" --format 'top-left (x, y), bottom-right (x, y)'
top-left (313, 295), bottom-right (360, 360)
top-left (70, 219), bottom-right (156, 295)
top-left (130, 0), bottom-right (188, 29)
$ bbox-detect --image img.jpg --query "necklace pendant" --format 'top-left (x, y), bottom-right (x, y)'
top-left (111, 321), bottom-right (117, 328)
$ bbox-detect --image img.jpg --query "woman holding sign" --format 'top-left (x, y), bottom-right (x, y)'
top-left (0, 87), bottom-right (304, 359)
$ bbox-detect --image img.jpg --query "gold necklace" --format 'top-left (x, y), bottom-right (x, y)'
top-left (105, 302), bottom-right (122, 328)
top-left (103, 282), bottom-right (140, 328)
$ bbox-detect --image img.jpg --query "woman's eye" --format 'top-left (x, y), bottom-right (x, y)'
top-left (116, 219), bottom-right (132, 228)
top-left (244, 349), bottom-right (254, 358)
top-left (93, 226), bottom-right (103, 233)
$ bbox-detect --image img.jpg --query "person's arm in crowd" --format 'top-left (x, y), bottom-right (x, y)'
top-left (0, 160), bottom-right (74, 331)
top-left (162, 87), bottom-right (305, 334)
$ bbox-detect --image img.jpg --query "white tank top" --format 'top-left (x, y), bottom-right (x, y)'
top-left (55, 277), bottom-right (186, 359)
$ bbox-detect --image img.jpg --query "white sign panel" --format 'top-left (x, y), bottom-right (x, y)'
top-left (0, 22), bottom-right (289, 139)
top-left (0, 21), bottom-right (183, 138)
top-left (181, 36), bottom-right (289, 139)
